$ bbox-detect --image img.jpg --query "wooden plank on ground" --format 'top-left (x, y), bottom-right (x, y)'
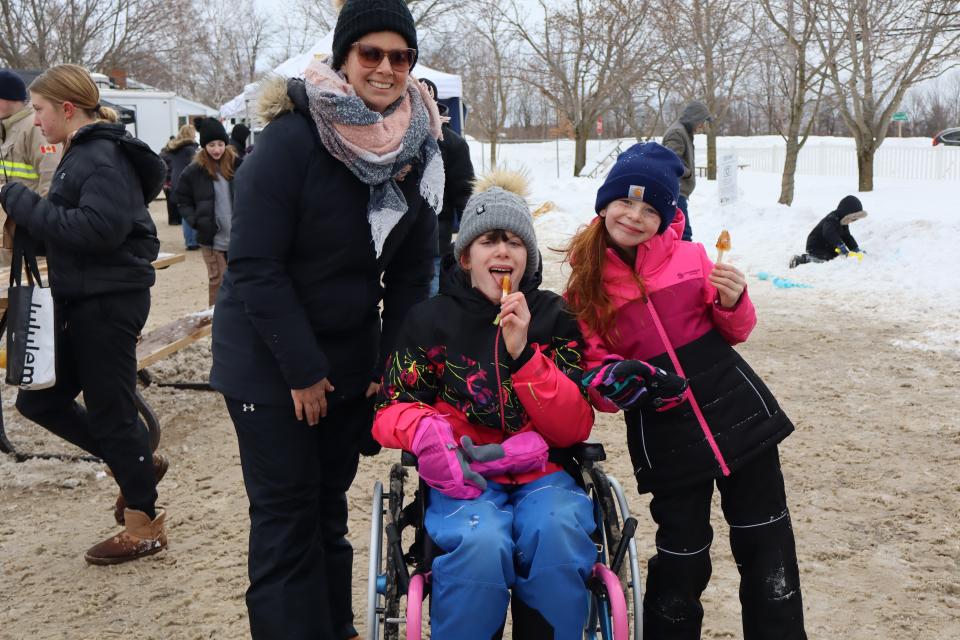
top-left (152, 252), bottom-right (185, 270)
top-left (136, 310), bottom-right (213, 370)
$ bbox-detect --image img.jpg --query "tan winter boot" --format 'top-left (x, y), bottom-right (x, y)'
top-left (113, 453), bottom-right (170, 525)
top-left (84, 508), bottom-right (167, 565)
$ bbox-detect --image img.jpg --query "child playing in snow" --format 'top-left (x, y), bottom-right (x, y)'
top-left (373, 171), bottom-right (597, 640)
top-left (563, 142), bottom-right (807, 639)
top-left (789, 194), bottom-right (868, 268)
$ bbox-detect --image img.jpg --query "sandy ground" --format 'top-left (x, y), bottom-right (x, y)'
top-left (1, 202), bottom-right (958, 639)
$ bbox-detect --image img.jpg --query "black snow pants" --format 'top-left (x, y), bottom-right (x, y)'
top-left (15, 290), bottom-right (156, 515)
top-left (228, 394), bottom-right (371, 640)
top-left (643, 446), bottom-right (806, 640)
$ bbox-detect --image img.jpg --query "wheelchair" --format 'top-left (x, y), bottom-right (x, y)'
top-left (366, 442), bottom-right (643, 640)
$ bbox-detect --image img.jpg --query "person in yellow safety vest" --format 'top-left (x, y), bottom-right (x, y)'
top-left (0, 69), bottom-right (62, 264)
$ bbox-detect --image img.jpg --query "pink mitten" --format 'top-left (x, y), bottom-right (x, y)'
top-left (411, 416), bottom-right (484, 499)
top-left (460, 431), bottom-right (549, 478)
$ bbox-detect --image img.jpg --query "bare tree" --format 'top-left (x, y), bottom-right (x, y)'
top-left (0, 0), bottom-right (194, 75)
top-left (191, 0), bottom-right (274, 108)
top-left (656, 0), bottom-right (756, 179)
top-left (756, 0), bottom-right (833, 205)
top-left (502, 0), bottom-right (659, 176)
top-left (815, 0), bottom-right (960, 190)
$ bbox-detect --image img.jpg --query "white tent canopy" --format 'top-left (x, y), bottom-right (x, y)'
top-left (220, 29), bottom-right (462, 119)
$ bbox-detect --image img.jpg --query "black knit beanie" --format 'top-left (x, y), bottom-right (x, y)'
top-left (0, 69), bottom-right (27, 102)
top-left (199, 119), bottom-right (228, 147)
top-left (331, 0), bottom-right (418, 70)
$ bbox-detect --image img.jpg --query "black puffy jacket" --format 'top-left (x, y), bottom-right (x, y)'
top-left (805, 208), bottom-right (861, 259)
top-left (0, 122), bottom-right (162, 300)
top-left (175, 159), bottom-right (239, 247)
top-left (210, 78), bottom-right (437, 407)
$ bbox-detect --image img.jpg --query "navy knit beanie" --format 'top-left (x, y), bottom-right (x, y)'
top-left (595, 142), bottom-right (684, 234)
top-left (332, 0), bottom-right (418, 71)
top-left (0, 69), bottom-right (27, 102)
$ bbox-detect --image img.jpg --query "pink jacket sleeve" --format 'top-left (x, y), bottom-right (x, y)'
top-left (698, 248), bottom-right (756, 345)
top-left (576, 320), bottom-right (624, 413)
top-left (511, 349), bottom-right (595, 447)
top-left (373, 402), bottom-right (437, 451)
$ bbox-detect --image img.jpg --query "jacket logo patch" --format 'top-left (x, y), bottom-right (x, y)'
top-left (39, 145), bottom-right (57, 154)
top-left (628, 185), bottom-right (645, 200)
top-left (677, 269), bottom-right (699, 280)
top-left (475, 204), bottom-right (485, 215)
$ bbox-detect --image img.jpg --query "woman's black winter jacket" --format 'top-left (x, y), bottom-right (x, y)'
top-left (175, 159), bottom-right (239, 247)
top-left (0, 122), bottom-right (162, 300)
top-left (210, 78), bottom-right (438, 408)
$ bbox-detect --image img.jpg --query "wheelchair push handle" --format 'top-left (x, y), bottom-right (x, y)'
top-left (610, 516), bottom-right (638, 576)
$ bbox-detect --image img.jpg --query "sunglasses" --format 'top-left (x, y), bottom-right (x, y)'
top-left (350, 42), bottom-right (417, 71)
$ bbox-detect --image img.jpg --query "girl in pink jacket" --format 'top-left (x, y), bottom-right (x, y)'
top-left (564, 143), bottom-right (806, 640)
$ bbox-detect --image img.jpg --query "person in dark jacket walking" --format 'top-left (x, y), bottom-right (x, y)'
top-left (176, 118), bottom-right (240, 306)
top-left (229, 122), bottom-right (250, 159)
top-left (418, 77), bottom-right (474, 296)
top-left (0, 64), bottom-right (168, 565)
top-left (789, 195), bottom-right (867, 268)
top-left (661, 100), bottom-right (712, 241)
top-left (160, 125), bottom-right (200, 248)
top-left (209, 0), bottom-right (442, 636)
top-left (563, 143), bottom-right (806, 639)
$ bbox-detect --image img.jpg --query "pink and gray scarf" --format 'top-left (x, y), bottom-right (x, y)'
top-left (303, 59), bottom-right (444, 257)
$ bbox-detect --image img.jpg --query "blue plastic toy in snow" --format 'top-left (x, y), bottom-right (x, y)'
top-left (756, 272), bottom-right (812, 289)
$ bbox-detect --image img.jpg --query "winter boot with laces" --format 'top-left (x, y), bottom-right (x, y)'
top-left (84, 508), bottom-right (167, 565)
top-left (112, 453), bottom-right (169, 525)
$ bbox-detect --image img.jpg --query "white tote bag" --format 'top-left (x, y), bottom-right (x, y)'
top-left (5, 235), bottom-right (56, 390)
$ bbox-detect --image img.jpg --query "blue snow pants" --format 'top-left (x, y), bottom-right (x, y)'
top-left (424, 471), bottom-right (597, 640)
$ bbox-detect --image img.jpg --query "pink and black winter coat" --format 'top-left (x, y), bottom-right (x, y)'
top-left (373, 256), bottom-right (595, 485)
top-left (577, 214), bottom-right (794, 493)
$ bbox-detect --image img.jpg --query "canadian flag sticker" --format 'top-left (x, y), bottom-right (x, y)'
top-left (39, 145), bottom-right (57, 154)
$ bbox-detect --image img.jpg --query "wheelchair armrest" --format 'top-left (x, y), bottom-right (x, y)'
top-left (548, 440), bottom-right (607, 465)
top-left (400, 450), bottom-right (419, 467)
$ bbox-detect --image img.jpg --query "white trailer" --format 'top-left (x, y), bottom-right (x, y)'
top-left (100, 89), bottom-right (219, 153)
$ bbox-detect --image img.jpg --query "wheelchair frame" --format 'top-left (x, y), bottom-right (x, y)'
top-left (366, 443), bottom-right (644, 640)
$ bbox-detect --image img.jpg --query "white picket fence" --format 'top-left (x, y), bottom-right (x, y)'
top-left (695, 138), bottom-right (960, 181)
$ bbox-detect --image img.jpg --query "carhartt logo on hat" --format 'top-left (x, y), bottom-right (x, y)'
top-left (628, 185), bottom-right (645, 200)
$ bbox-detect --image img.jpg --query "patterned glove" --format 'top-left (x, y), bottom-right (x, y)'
top-left (583, 359), bottom-right (688, 411)
top-left (647, 367), bottom-right (690, 411)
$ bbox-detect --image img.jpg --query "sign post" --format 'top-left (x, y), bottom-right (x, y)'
top-left (717, 152), bottom-right (738, 208)
top-left (892, 111), bottom-right (908, 137)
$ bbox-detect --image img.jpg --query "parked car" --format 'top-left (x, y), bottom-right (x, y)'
top-left (932, 127), bottom-right (960, 146)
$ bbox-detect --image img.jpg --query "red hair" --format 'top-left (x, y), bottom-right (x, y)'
top-left (561, 218), bottom-right (646, 342)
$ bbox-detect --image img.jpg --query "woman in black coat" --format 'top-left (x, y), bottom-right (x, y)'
top-left (0, 64), bottom-right (167, 565)
top-left (160, 124), bottom-right (200, 246)
top-left (175, 118), bottom-right (240, 306)
top-left (209, 1), bottom-right (442, 636)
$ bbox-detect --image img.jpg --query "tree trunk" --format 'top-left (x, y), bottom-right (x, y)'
top-left (856, 145), bottom-right (875, 191)
top-left (489, 138), bottom-right (498, 170)
top-left (573, 124), bottom-right (588, 176)
top-left (779, 136), bottom-right (801, 205)
top-left (706, 127), bottom-right (717, 181)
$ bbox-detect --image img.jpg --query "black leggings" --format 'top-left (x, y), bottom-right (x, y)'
top-left (643, 447), bottom-right (806, 640)
top-left (15, 290), bottom-right (155, 516)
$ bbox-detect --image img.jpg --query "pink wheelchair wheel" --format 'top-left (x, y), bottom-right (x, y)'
top-left (592, 562), bottom-right (629, 640)
top-left (406, 573), bottom-right (427, 640)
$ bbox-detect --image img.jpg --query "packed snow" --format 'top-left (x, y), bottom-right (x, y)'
top-left (465, 136), bottom-right (960, 357)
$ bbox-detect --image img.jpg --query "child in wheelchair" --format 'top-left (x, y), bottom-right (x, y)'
top-left (373, 171), bottom-right (599, 639)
